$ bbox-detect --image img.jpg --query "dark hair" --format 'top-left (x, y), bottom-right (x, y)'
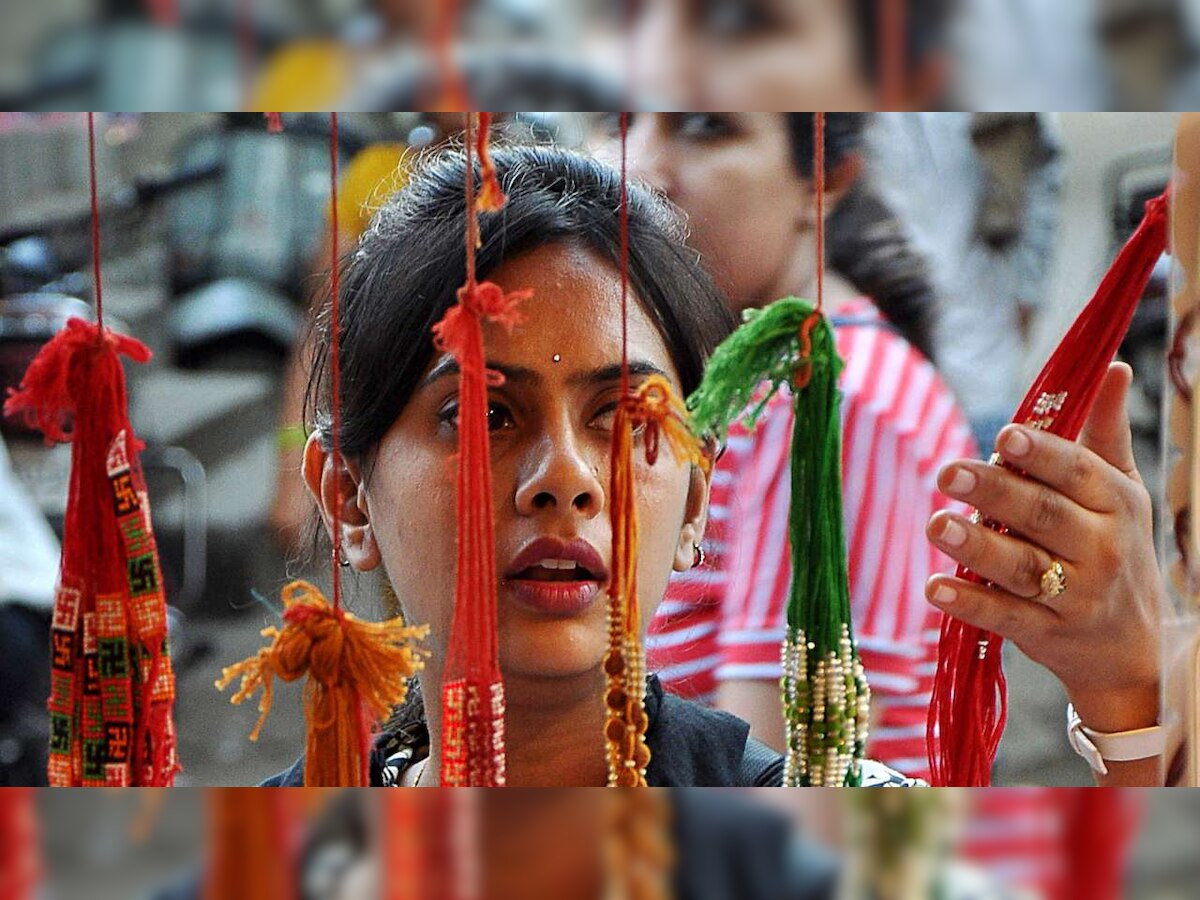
top-left (852, 0), bottom-right (955, 85)
top-left (307, 143), bottom-right (736, 456)
top-left (784, 113), bottom-right (936, 361)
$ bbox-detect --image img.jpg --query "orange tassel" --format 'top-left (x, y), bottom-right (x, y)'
top-left (475, 112), bottom-right (506, 212)
top-left (605, 376), bottom-right (706, 786)
top-left (202, 789), bottom-right (298, 900)
top-left (217, 580), bottom-right (429, 787)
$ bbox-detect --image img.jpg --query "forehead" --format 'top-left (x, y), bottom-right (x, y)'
top-left (475, 242), bottom-right (682, 389)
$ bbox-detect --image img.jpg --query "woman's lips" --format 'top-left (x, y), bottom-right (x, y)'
top-left (503, 536), bottom-right (609, 617)
top-left (503, 578), bottom-right (602, 617)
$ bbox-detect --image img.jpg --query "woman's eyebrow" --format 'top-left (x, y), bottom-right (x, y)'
top-left (421, 356), bottom-right (541, 387)
top-left (568, 360), bottom-right (668, 386)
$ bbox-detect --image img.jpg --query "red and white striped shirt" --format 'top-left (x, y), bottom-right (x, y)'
top-left (646, 298), bottom-right (978, 779)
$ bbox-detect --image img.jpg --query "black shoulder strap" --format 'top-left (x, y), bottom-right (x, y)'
top-left (737, 735), bottom-right (785, 786)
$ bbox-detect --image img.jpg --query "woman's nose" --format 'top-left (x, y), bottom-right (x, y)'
top-left (514, 430), bottom-right (605, 519)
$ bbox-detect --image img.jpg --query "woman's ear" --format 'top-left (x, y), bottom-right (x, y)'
top-left (302, 433), bottom-right (381, 572)
top-left (673, 462), bottom-right (712, 573)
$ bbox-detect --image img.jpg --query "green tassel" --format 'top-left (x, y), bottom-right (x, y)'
top-left (688, 297), bottom-right (870, 786)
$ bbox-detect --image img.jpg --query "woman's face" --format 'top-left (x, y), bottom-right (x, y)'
top-left (598, 113), bottom-right (814, 312)
top-left (630, 0), bottom-right (876, 108)
top-left (329, 242), bottom-right (707, 687)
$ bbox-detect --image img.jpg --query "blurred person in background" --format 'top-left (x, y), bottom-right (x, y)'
top-left (0, 435), bottom-right (59, 785)
top-left (866, 112), bottom-right (1064, 453)
top-left (599, 112), bottom-right (976, 780)
top-left (626, 0), bottom-right (957, 108)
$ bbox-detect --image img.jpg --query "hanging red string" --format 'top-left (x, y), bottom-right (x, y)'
top-left (814, 111), bottom-right (826, 313)
top-left (87, 112), bottom-right (104, 327)
top-left (218, 113), bottom-right (427, 786)
top-left (927, 190), bottom-right (1170, 786)
top-left (3, 113), bottom-right (179, 786)
top-left (264, 112), bottom-right (284, 133)
top-left (880, 0), bottom-right (907, 109)
top-left (433, 113), bottom-right (529, 787)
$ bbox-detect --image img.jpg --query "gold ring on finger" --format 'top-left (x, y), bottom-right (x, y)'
top-left (1039, 560), bottom-right (1067, 601)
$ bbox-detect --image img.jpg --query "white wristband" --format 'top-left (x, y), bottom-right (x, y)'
top-left (1067, 704), bottom-right (1165, 776)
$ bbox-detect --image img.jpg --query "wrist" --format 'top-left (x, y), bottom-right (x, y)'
top-left (1067, 683), bottom-right (1159, 734)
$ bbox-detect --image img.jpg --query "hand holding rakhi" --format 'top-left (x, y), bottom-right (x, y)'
top-left (926, 363), bottom-right (1162, 737)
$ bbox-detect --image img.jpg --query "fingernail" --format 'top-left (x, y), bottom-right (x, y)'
top-left (1001, 428), bottom-right (1032, 459)
top-left (944, 466), bottom-right (977, 497)
top-left (938, 517), bottom-right (968, 548)
top-left (931, 583), bottom-right (957, 605)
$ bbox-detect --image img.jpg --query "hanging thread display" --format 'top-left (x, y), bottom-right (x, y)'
top-left (927, 190), bottom-right (1170, 787)
top-left (3, 113), bottom-right (178, 787)
top-left (218, 113), bottom-right (427, 787)
top-left (433, 113), bottom-right (528, 787)
top-left (604, 113), bottom-right (709, 787)
top-left (687, 113), bottom-right (870, 786)
top-left (0, 789), bottom-right (40, 900)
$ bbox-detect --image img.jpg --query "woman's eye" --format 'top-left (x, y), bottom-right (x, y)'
top-left (698, 0), bottom-right (775, 37)
top-left (438, 401), bottom-right (517, 433)
top-left (590, 400), bottom-right (647, 437)
top-left (676, 113), bottom-right (736, 141)
top-left (487, 402), bottom-right (517, 432)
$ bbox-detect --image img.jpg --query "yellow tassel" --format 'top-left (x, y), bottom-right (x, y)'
top-left (606, 376), bottom-right (707, 786)
top-left (217, 580), bottom-right (429, 786)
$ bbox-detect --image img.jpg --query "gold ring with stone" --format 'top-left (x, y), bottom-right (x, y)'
top-left (1040, 561), bottom-right (1067, 600)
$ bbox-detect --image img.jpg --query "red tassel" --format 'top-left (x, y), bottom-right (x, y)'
top-left (4, 319), bottom-right (178, 786)
top-left (0, 789), bottom-right (39, 900)
top-left (927, 191), bottom-right (1170, 786)
top-left (435, 116), bottom-right (525, 786)
top-left (264, 112), bottom-right (283, 133)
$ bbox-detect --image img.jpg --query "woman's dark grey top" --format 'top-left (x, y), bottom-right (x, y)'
top-left (262, 675), bottom-right (786, 787)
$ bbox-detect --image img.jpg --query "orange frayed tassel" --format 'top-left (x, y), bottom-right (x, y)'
top-left (475, 112), bottom-right (506, 212)
top-left (606, 376), bottom-right (707, 786)
top-left (217, 580), bottom-right (429, 787)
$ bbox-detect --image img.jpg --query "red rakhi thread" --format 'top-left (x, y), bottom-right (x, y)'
top-left (927, 190), bottom-right (1170, 786)
top-left (434, 114), bottom-right (529, 787)
top-left (4, 115), bottom-right (179, 786)
top-left (264, 112), bottom-right (283, 133)
top-left (87, 113), bottom-right (104, 327)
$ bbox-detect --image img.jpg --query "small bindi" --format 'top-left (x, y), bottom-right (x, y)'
top-left (552, 353), bottom-right (562, 363)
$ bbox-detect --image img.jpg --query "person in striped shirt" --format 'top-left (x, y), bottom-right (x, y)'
top-left (604, 112), bottom-right (975, 779)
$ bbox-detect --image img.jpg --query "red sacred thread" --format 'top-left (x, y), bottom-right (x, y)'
top-left (87, 113), bottom-right (104, 328)
top-left (927, 190), bottom-right (1170, 786)
top-left (329, 111), bottom-right (343, 613)
top-left (881, 0), bottom-right (907, 109)
top-left (5, 115), bottom-right (179, 787)
top-left (433, 114), bottom-right (528, 786)
top-left (265, 112), bottom-right (284, 133)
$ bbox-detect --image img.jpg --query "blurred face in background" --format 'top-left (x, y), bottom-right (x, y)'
top-left (629, 0), bottom-right (876, 108)
top-left (596, 113), bottom-right (816, 313)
